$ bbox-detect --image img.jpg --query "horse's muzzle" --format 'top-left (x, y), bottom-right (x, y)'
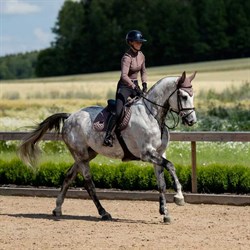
top-left (181, 110), bottom-right (197, 126)
top-left (185, 119), bottom-right (196, 126)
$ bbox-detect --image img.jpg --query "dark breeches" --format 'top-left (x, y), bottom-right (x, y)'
top-left (115, 86), bottom-right (137, 120)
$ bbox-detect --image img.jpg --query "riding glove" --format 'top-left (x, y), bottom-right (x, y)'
top-left (135, 85), bottom-right (143, 96)
top-left (142, 82), bottom-right (147, 93)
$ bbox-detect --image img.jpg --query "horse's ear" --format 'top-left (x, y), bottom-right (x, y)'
top-left (177, 71), bottom-right (186, 87)
top-left (189, 71), bottom-right (197, 82)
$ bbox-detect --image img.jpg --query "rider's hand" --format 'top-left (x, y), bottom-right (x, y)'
top-left (142, 82), bottom-right (147, 93)
top-left (135, 85), bottom-right (143, 96)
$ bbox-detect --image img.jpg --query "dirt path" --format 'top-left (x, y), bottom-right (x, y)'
top-left (0, 196), bottom-right (249, 249)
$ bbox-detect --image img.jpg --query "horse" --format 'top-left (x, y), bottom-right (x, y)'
top-left (19, 71), bottom-right (197, 223)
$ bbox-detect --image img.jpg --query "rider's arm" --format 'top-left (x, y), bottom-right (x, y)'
top-left (140, 58), bottom-right (147, 84)
top-left (120, 54), bottom-right (136, 88)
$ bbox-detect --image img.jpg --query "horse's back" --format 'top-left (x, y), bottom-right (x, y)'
top-left (66, 106), bottom-right (102, 123)
top-left (81, 106), bottom-right (103, 120)
top-left (62, 106), bottom-right (103, 141)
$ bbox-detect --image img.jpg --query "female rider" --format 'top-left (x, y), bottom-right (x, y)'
top-left (103, 30), bottom-right (148, 147)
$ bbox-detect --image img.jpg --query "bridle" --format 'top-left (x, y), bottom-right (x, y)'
top-left (173, 86), bottom-right (195, 119)
top-left (142, 86), bottom-right (195, 129)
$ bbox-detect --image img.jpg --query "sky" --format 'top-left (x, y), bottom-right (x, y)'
top-left (0, 0), bottom-right (67, 56)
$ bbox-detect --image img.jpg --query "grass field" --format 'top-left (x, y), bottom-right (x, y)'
top-left (1, 140), bottom-right (249, 168)
top-left (1, 57), bottom-right (249, 99)
top-left (0, 58), bottom-right (249, 131)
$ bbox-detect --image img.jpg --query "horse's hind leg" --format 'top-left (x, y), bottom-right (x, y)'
top-left (53, 163), bottom-right (78, 216)
top-left (78, 161), bottom-right (112, 220)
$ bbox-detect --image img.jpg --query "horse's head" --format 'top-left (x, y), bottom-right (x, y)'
top-left (169, 71), bottom-right (197, 126)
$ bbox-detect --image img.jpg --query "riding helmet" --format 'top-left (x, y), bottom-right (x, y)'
top-left (126, 30), bottom-right (147, 43)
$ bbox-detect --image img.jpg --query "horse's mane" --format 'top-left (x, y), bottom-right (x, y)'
top-left (147, 76), bottom-right (179, 94)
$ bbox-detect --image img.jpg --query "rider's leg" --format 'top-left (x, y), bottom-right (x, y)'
top-left (103, 94), bottom-right (123, 147)
top-left (103, 86), bottom-right (134, 147)
top-left (103, 114), bottom-right (117, 147)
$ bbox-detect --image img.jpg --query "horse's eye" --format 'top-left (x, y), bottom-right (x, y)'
top-left (182, 95), bottom-right (188, 101)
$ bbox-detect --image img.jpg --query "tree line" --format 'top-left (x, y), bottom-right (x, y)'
top-left (1, 0), bottom-right (249, 80)
top-left (0, 51), bottom-right (38, 80)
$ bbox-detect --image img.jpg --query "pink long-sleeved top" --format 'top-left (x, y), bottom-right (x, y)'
top-left (119, 48), bottom-right (147, 89)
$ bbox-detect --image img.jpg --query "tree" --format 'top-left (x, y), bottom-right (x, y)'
top-left (0, 52), bottom-right (37, 80)
top-left (192, 0), bottom-right (229, 60)
top-left (225, 0), bottom-right (250, 57)
top-left (83, 0), bottom-right (120, 72)
top-left (35, 48), bottom-right (66, 77)
top-left (34, 0), bottom-right (249, 77)
top-left (52, 0), bottom-right (86, 74)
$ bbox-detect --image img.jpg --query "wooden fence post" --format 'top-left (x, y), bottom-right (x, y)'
top-left (191, 141), bottom-right (197, 193)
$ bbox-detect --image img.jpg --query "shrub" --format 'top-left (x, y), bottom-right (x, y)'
top-left (90, 163), bottom-right (121, 188)
top-left (90, 163), bottom-right (157, 190)
top-left (176, 165), bottom-right (192, 191)
top-left (137, 166), bottom-right (157, 190)
top-left (227, 165), bottom-right (250, 194)
top-left (34, 162), bottom-right (70, 187)
top-left (121, 164), bottom-right (154, 190)
top-left (197, 165), bottom-right (229, 193)
top-left (0, 159), bottom-right (35, 185)
top-left (0, 158), bottom-right (249, 193)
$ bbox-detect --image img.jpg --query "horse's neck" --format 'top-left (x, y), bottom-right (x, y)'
top-left (144, 77), bottom-right (177, 123)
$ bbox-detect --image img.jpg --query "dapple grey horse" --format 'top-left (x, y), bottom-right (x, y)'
top-left (19, 71), bottom-right (197, 223)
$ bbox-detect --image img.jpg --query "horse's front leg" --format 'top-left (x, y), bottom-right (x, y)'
top-left (144, 150), bottom-right (185, 207)
top-left (163, 157), bottom-right (185, 206)
top-left (153, 151), bottom-right (184, 204)
top-left (154, 164), bottom-right (171, 223)
top-left (163, 158), bottom-right (185, 206)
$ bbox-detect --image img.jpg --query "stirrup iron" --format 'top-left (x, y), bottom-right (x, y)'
top-left (103, 134), bottom-right (114, 147)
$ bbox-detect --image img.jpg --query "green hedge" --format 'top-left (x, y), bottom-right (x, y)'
top-left (0, 159), bottom-right (249, 194)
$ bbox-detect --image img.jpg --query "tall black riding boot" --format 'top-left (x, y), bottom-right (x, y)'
top-left (103, 115), bottom-right (117, 147)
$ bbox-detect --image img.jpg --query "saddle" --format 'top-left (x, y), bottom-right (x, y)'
top-left (93, 99), bottom-right (133, 132)
top-left (93, 97), bottom-right (140, 162)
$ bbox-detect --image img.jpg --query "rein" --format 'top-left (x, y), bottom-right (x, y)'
top-left (142, 86), bottom-right (195, 129)
top-left (142, 88), bottom-right (179, 129)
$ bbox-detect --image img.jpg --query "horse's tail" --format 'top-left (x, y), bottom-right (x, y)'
top-left (19, 113), bottom-right (70, 167)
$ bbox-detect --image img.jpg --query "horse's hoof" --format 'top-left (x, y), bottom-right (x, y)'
top-left (163, 216), bottom-right (171, 224)
top-left (101, 213), bottom-right (112, 221)
top-left (52, 209), bottom-right (62, 217)
top-left (174, 196), bottom-right (185, 206)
